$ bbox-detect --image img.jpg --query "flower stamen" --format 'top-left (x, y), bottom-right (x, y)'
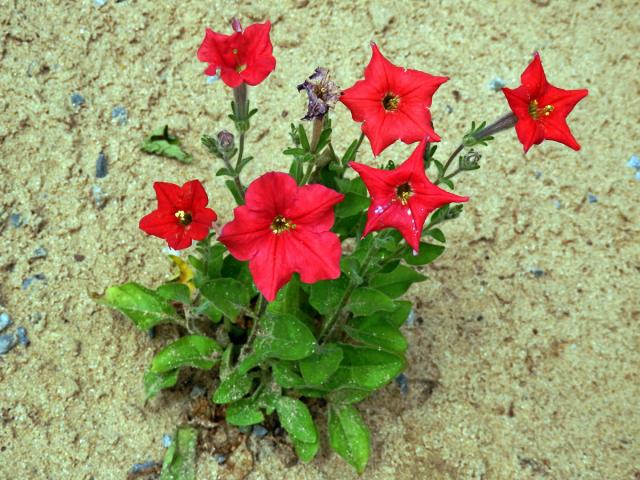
top-left (174, 210), bottom-right (192, 226)
top-left (396, 183), bottom-right (412, 205)
top-left (271, 215), bottom-right (295, 234)
top-left (382, 92), bottom-right (400, 111)
top-left (528, 99), bottom-right (554, 120)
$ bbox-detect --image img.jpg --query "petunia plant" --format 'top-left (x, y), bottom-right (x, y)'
top-left (96, 17), bottom-right (588, 476)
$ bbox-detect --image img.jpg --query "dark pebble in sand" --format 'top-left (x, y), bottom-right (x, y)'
top-left (96, 151), bottom-right (108, 178)
top-left (32, 246), bottom-right (48, 259)
top-left (587, 193), bottom-right (598, 203)
top-left (111, 105), bottom-right (128, 126)
top-left (252, 425), bottom-right (268, 437)
top-left (16, 327), bottom-right (29, 346)
top-left (529, 267), bottom-right (545, 278)
top-left (0, 313), bottom-right (11, 332)
top-left (9, 213), bottom-right (22, 228)
top-left (129, 460), bottom-right (161, 474)
top-left (74, 254), bottom-right (86, 262)
top-left (71, 93), bottom-right (85, 107)
top-left (394, 373), bottom-right (409, 395)
top-left (214, 454), bottom-right (226, 465)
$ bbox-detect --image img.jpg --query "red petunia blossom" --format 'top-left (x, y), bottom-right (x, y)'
top-left (340, 43), bottom-right (448, 156)
top-left (218, 173), bottom-right (344, 301)
top-left (197, 19), bottom-right (276, 88)
top-left (139, 180), bottom-right (217, 250)
top-left (502, 53), bottom-right (588, 152)
top-left (350, 141), bottom-right (468, 252)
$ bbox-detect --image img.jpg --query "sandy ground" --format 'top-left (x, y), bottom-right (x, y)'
top-left (1, 0), bottom-right (639, 478)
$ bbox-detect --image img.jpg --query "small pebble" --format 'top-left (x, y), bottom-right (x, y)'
top-left (147, 327), bottom-right (156, 339)
top-left (94, 0), bottom-right (107, 7)
top-left (488, 77), bottom-right (506, 91)
top-left (252, 425), bottom-right (268, 437)
top-left (207, 75), bottom-right (220, 84)
top-left (21, 273), bottom-right (46, 290)
top-left (111, 105), bottom-right (128, 125)
top-left (214, 453), bottom-right (226, 465)
top-left (627, 154), bottom-right (640, 170)
top-left (74, 254), bottom-right (86, 262)
top-left (0, 334), bottom-right (15, 354)
top-left (552, 199), bottom-right (563, 209)
top-left (71, 93), bottom-right (85, 107)
top-left (16, 327), bottom-right (29, 346)
top-left (129, 460), bottom-right (160, 474)
top-left (92, 184), bottom-right (107, 209)
top-left (32, 246), bottom-right (48, 259)
top-left (444, 104), bottom-right (453, 114)
top-left (587, 193), bottom-right (598, 203)
top-left (9, 213), bottom-right (22, 228)
top-left (190, 385), bottom-right (206, 398)
top-left (404, 309), bottom-right (416, 327)
top-left (0, 313), bottom-right (11, 332)
top-left (534, 171), bottom-right (542, 179)
top-left (529, 267), bottom-right (545, 278)
top-left (162, 434), bottom-right (172, 448)
top-left (96, 151), bottom-right (108, 178)
top-left (394, 373), bottom-right (409, 396)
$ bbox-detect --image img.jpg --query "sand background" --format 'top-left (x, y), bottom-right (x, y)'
top-left (1, 0), bottom-right (639, 478)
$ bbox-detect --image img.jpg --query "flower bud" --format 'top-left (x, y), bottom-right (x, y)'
top-left (231, 17), bottom-right (242, 33)
top-left (217, 130), bottom-right (235, 152)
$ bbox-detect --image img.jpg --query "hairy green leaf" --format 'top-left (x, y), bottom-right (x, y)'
top-left (212, 370), bottom-right (253, 404)
top-left (369, 264), bottom-right (426, 298)
top-left (151, 335), bottom-right (221, 373)
top-left (345, 316), bottom-right (407, 353)
top-left (144, 369), bottom-right (178, 400)
top-left (309, 276), bottom-right (348, 317)
top-left (98, 282), bottom-right (176, 330)
top-left (226, 398), bottom-right (264, 426)
top-left (346, 287), bottom-right (395, 316)
top-left (156, 283), bottom-right (191, 304)
top-left (141, 125), bottom-right (192, 164)
top-left (200, 278), bottom-right (250, 320)
top-left (299, 343), bottom-right (343, 385)
top-left (252, 313), bottom-right (316, 363)
top-left (160, 425), bottom-right (197, 480)
top-left (328, 404), bottom-right (371, 474)
top-left (276, 397), bottom-right (318, 444)
top-left (403, 242), bottom-right (445, 266)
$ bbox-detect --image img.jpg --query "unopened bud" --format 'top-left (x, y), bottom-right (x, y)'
top-left (459, 149), bottom-right (481, 171)
top-left (231, 17), bottom-right (242, 33)
top-left (217, 130), bottom-right (235, 151)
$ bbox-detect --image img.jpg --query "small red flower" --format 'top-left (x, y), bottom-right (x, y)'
top-left (502, 53), bottom-right (588, 152)
top-left (350, 142), bottom-right (468, 251)
top-left (219, 173), bottom-right (344, 301)
top-left (340, 43), bottom-right (448, 156)
top-left (197, 19), bottom-right (276, 88)
top-left (139, 180), bottom-right (217, 250)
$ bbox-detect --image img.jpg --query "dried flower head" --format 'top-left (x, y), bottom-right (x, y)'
top-left (297, 68), bottom-right (342, 121)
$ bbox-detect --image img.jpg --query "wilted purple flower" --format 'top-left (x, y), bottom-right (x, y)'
top-left (297, 68), bottom-right (341, 121)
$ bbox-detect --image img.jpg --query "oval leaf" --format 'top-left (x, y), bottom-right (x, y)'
top-left (212, 371), bottom-right (253, 404)
top-left (200, 278), bottom-right (250, 319)
top-left (100, 282), bottom-right (176, 330)
top-left (276, 397), bottom-right (318, 444)
top-left (328, 404), bottom-right (371, 474)
top-left (344, 317), bottom-right (407, 353)
top-left (253, 313), bottom-right (316, 362)
top-left (346, 287), bottom-right (395, 316)
top-left (403, 242), bottom-right (445, 266)
top-left (336, 344), bottom-right (405, 390)
top-left (369, 264), bottom-right (426, 298)
top-left (151, 335), bottom-right (221, 373)
top-left (226, 398), bottom-right (264, 426)
top-left (299, 343), bottom-right (343, 385)
top-left (144, 369), bottom-right (178, 400)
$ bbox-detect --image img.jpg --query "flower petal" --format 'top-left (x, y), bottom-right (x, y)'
top-left (542, 116), bottom-right (581, 150)
top-left (287, 230), bottom-right (342, 285)
top-left (153, 182), bottom-right (182, 210)
top-left (248, 234), bottom-right (294, 301)
top-left (139, 210), bottom-right (180, 237)
top-left (182, 179), bottom-right (210, 211)
top-left (514, 116), bottom-right (544, 153)
top-left (520, 52), bottom-right (548, 98)
top-left (197, 28), bottom-right (229, 67)
top-left (245, 172), bottom-right (298, 217)
top-left (285, 184), bottom-right (344, 232)
top-left (219, 206), bottom-right (272, 261)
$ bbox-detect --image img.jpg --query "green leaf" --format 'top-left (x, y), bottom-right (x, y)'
top-left (276, 397), bottom-right (318, 443)
top-left (236, 155), bottom-right (253, 173)
top-left (226, 398), bottom-right (264, 426)
top-left (341, 139), bottom-right (360, 166)
top-left (369, 264), bottom-right (426, 298)
top-left (328, 404), bottom-right (370, 474)
top-left (299, 343), bottom-right (343, 385)
top-left (291, 436), bottom-right (320, 463)
top-left (156, 283), bottom-right (191, 304)
top-left (284, 147), bottom-right (307, 156)
top-left (160, 425), bottom-right (197, 480)
top-left (289, 157), bottom-right (304, 184)
top-left (315, 127), bottom-right (332, 152)
top-left (335, 192), bottom-right (370, 218)
top-left (252, 313), bottom-right (316, 363)
top-left (297, 124), bottom-right (310, 151)
top-left (144, 369), bottom-right (178, 400)
top-left (215, 167), bottom-right (235, 177)
top-left (98, 282), bottom-right (176, 330)
top-left (333, 344), bottom-right (405, 390)
top-left (200, 278), bottom-right (250, 320)
top-left (346, 287), bottom-right (395, 316)
top-left (377, 300), bottom-right (412, 328)
top-left (272, 361), bottom-right (305, 388)
top-left (426, 228), bottom-right (446, 243)
top-left (212, 370), bottom-right (253, 404)
top-left (403, 242), bottom-right (445, 266)
top-left (221, 255), bottom-right (258, 295)
top-left (151, 335), bottom-right (222, 373)
top-left (225, 179), bottom-right (245, 205)
top-left (141, 125), bottom-right (192, 164)
top-left (268, 275), bottom-right (306, 318)
top-left (309, 277), bottom-right (348, 317)
top-left (344, 317), bottom-right (407, 353)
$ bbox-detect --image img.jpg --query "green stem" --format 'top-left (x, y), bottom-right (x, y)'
top-left (441, 143), bottom-right (464, 179)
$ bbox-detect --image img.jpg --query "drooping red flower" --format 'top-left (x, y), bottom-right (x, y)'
top-left (139, 180), bottom-right (217, 250)
top-left (350, 141), bottom-right (468, 251)
top-left (340, 43), bottom-right (448, 156)
top-left (219, 173), bottom-right (344, 301)
top-left (502, 53), bottom-right (588, 152)
top-left (197, 19), bottom-right (276, 88)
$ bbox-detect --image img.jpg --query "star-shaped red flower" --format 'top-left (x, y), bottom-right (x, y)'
top-left (197, 20), bottom-right (276, 88)
top-left (340, 43), bottom-right (448, 156)
top-left (502, 53), bottom-right (588, 152)
top-left (350, 141), bottom-right (468, 251)
top-left (219, 173), bottom-right (344, 301)
top-left (139, 180), bottom-right (217, 250)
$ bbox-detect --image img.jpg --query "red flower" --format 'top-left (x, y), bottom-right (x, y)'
top-left (219, 173), bottom-right (344, 301)
top-left (350, 142), bottom-right (468, 251)
top-left (340, 43), bottom-right (448, 156)
top-left (502, 53), bottom-right (588, 152)
top-left (197, 19), bottom-right (276, 88)
top-left (139, 180), bottom-right (217, 250)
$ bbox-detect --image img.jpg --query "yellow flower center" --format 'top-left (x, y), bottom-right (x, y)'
top-left (271, 215), bottom-right (295, 234)
top-left (528, 99), bottom-right (554, 120)
top-left (174, 210), bottom-right (192, 226)
top-left (236, 64), bottom-right (247, 73)
top-left (396, 183), bottom-right (412, 205)
top-left (382, 92), bottom-right (400, 111)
